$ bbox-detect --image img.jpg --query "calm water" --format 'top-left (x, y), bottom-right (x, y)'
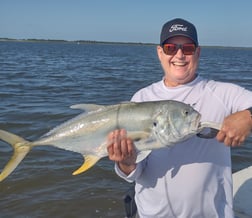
top-left (0, 41), bottom-right (252, 217)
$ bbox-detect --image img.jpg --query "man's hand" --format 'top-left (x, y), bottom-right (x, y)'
top-left (216, 110), bottom-right (252, 146)
top-left (107, 129), bottom-right (137, 175)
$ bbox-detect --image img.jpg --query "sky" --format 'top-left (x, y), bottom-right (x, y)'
top-left (1, 0), bottom-right (252, 47)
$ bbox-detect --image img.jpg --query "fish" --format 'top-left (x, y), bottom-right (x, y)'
top-left (0, 100), bottom-right (221, 182)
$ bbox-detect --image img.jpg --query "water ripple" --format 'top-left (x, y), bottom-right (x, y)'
top-left (0, 42), bottom-right (252, 217)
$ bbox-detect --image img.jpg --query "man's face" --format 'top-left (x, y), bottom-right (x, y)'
top-left (157, 36), bottom-right (200, 87)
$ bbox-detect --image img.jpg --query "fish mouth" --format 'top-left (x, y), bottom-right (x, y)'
top-left (189, 114), bottom-right (201, 133)
top-left (196, 115), bottom-right (202, 130)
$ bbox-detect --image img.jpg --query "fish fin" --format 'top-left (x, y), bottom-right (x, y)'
top-left (135, 150), bottom-right (152, 163)
top-left (120, 101), bottom-right (131, 104)
top-left (0, 129), bottom-right (32, 182)
top-left (70, 104), bottom-right (106, 112)
top-left (127, 131), bottom-right (150, 141)
top-left (72, 154), bottom-right (100, 175)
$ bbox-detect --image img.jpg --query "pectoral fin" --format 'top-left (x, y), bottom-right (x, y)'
top-left (136, 150), bottom-right (152, 163)
top-left (127, 131), bottom-right (150, 141)
top-left (72, 155), bottom-right (100, 175)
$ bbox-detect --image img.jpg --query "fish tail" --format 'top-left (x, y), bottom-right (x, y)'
top-left (0, 129), bottom-right (32, 182)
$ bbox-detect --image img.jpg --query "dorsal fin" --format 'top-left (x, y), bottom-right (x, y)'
top-left (70, 104), bottom-right (106, 112)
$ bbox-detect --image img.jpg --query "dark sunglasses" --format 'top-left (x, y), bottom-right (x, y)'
top-left (162, 43), bottom-right (197, 56)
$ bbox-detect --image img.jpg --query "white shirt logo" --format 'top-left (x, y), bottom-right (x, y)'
top-left (169, 24), bottom-right (188, 32)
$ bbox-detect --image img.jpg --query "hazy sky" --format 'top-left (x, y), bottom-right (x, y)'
top-left (1, 0), bottom-right (252, 47)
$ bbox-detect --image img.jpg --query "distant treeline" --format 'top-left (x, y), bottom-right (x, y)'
top-left (1, 38), bottom-right (251, 49)
top-left (0, 37), bottom-right (156, 46)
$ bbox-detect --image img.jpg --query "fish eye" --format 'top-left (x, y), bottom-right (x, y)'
top-left (184, 110), bottom-right (189, 116)
top-left (153, 122), bottom-right (157, 127)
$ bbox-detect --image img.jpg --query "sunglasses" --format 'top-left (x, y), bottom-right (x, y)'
top-left (162, 43), bottom-right (197, 56)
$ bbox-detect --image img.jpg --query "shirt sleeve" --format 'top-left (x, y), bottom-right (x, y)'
top-left (114, 159), bottom-right (146, 183)
top-left (208, 81), bottom-right (252, 112)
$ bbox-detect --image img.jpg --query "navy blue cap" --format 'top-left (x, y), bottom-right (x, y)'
top-left (160, 18), bottom-right (198, 46)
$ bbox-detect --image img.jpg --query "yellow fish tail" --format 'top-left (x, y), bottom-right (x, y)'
top-left (0, 129), bottom-right (32, 182)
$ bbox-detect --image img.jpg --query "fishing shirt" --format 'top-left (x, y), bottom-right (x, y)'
top-left (115, 75), bottom-right (252, 218)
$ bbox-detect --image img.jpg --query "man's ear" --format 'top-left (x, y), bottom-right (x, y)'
top-left (196, 46), bottom-right (201, 57)
top-left (157, 45), bottom-right (163, 61)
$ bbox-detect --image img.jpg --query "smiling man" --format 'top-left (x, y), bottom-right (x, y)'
top-left (158, 19), bottom-right (200, 87)
top-left (107, 18), bottom-right (252, 217)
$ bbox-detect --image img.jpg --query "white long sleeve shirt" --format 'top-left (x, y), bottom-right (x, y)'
top-left (115, 76), bottom-right (252, 218)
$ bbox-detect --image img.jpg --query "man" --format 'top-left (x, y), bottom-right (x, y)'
top-left (107, 18), bottom-right (252, 217)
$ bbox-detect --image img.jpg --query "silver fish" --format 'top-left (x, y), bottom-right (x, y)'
top-left (0, 100), bottom-right (220, 182)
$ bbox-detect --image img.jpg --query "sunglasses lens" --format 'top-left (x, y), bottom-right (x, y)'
top-left (182, 44), bottom-right (196, 55)
top-left (163, 44), bottom-right (177, 55)
top-left (162, 43), bottom-right (196, 55)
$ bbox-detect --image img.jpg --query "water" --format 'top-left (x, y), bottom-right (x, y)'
top-left (0, 41), bottom-right (252, 217)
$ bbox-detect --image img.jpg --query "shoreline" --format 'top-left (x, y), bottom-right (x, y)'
top-left (0, 38), bottom-right (155, 46)
top-left (0, 38), bottom-right (251, 49)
